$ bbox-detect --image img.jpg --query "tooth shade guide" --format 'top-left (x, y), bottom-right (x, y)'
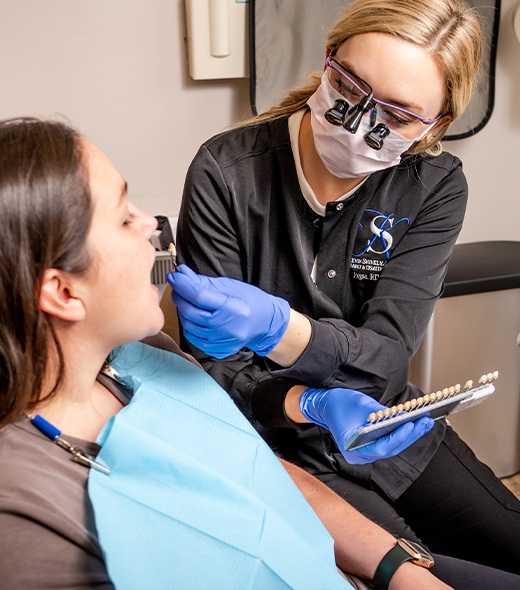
top-left (350, 372), bottom-right (498, 451)
top-left (364, 372), bottom-right (499, 426)
top-left (480, 371), bottom-right (498, 384)
top-left (167, 242), bottom-right (177, 271)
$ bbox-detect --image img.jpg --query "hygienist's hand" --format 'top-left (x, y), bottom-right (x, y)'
top-left (167, 265), bottom-right (290, 358)
top-left (299, 387), bottom-right (434, 465)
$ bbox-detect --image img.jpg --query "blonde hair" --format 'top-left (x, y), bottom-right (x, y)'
top-left (246, 0), bottom-right (483, 156)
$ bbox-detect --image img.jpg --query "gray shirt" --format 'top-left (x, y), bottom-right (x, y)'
top-left (0, 333), bottom-right (194, 589)
top-left (0, 418), bottom-right (113, 589)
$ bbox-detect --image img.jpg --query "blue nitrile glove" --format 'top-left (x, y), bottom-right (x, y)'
top-left (167, 265), bottom-right (291, 358)
top-left (299, 387), bottom-right (434, 465)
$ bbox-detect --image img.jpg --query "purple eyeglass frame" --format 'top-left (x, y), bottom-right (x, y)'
top-left (326, 55), bottom-right (443, 125)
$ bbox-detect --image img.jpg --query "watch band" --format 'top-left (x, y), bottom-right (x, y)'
top-left (372, 539), bottom-right (434, 589)
top-left (373, 543), bottom-right (415, 589)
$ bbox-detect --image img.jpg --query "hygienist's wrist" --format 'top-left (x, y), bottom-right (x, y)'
top-left (267, 310), bottom-right (311, 367)
top-left (284, 385), bottom-right (312, 423)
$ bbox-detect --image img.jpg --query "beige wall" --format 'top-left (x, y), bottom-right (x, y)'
top-left (0, 0), bottom-right (251, 218)
top-left (1, 0), bottom-right (518, 244)
top-left (449, 0), bottom-right (520, 244)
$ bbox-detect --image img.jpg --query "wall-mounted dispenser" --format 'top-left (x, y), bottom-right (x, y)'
top-left (514, 3), bottom-right (520, 43)
top-left (185, 0), bottom-right (249, 80)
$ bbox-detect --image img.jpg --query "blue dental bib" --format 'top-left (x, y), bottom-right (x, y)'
top-left (88, 341), bottom-right (351, 590)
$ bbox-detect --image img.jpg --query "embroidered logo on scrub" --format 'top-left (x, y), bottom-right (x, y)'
top-left (351, 209), bottom-right (410, 281)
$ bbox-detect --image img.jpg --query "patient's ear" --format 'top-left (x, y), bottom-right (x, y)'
top-left (39, 268), bottom-right (86, 321)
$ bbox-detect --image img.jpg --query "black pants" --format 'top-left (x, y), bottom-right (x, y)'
top-left (318, 426), bottom-right (520, 577)
top-left (430, 554), bottom-right (520, 590)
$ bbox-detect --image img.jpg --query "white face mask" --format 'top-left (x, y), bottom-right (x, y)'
top-left (307, 73), bottom-right (433, 178)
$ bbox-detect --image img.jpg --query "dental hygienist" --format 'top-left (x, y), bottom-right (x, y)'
top-left (169, 0), bottom-right (520, 575)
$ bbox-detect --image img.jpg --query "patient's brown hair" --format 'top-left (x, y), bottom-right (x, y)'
top-left (0, 118), bottom-right (92, 426)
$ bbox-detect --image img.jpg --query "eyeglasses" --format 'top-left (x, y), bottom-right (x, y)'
top-left (326, 55), bottom-right (442, 131)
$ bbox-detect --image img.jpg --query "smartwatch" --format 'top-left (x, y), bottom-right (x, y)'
top-left (372, 538), bottom-right (434, 589)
